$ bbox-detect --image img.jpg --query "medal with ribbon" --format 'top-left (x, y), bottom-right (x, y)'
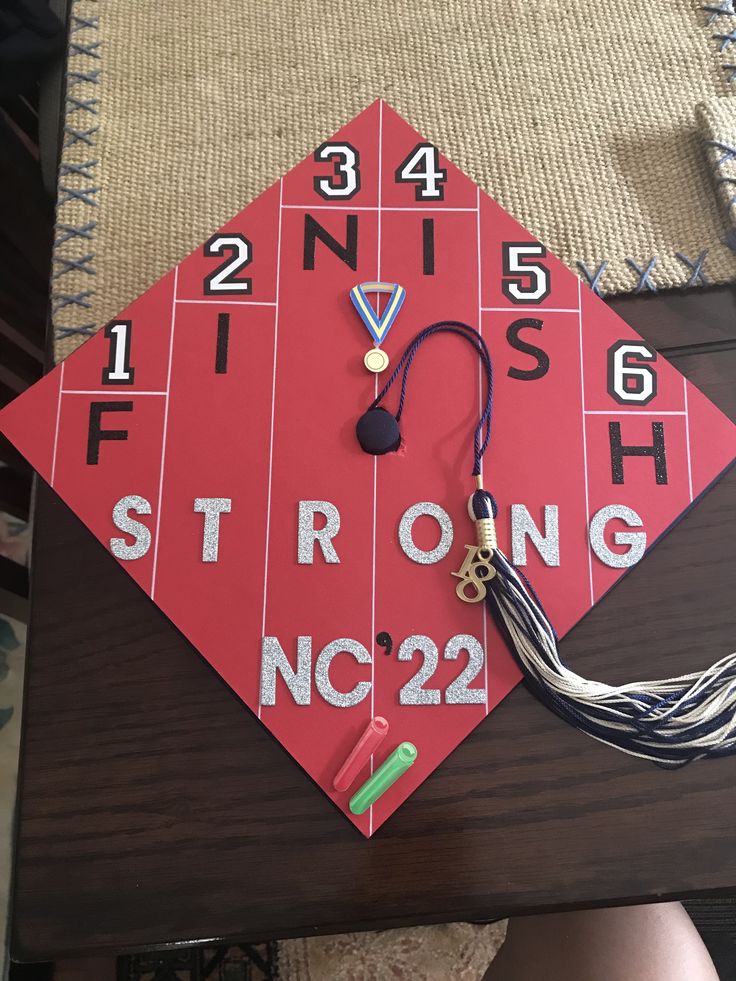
top-left (349, 281), bottom-right (406, 373)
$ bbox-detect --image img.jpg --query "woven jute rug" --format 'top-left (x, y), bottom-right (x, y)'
top-left (53, 0), bottom-right (736, 362)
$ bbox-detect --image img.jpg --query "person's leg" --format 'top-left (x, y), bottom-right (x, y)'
top-left (484, 902), bottom-right (719, 981)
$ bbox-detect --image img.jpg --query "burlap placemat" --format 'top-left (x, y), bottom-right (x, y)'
top-left (52, 0), bottom-right (736, 361)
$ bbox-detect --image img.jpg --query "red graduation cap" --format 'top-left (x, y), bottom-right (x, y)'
top-left (2, 101), bottom-right (735, 836)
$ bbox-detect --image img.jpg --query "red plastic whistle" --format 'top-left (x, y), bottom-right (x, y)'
top-left (333, 716), bottom-right (389, 792)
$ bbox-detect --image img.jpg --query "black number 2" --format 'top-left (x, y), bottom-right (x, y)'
top-left (203, 233), bottom-right (253, 295)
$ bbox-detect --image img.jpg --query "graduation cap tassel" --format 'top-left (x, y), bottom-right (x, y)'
top-left (472, 485), bottom-right (736, 766)
top-left (356, 319), bottom-right (736, 768)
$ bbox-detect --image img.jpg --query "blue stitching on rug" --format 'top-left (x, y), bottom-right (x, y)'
top-left (702, 137), bottom-right (736, 249)
top-left (53, 255), bottom-right (96, 279)
top-left (625, 256), bottom-right (658, 293)
top-left (70, 38), bottom-right (101, 59)
top-left (714, 29), bottom-right (736, 50)
top-left (698, 0), bottom-right (736, 258)
top-left (703, 140), bottom-right (736, 218)
top-left (54, 325), bottom-right (97, 338)
top-left (701, 3), bottom-right (736, 83)
top-left (58, 185), bottom-right (98, 207)
top-left (52, 4), bottom-right (102, 348)
top-left (55, 222), bottom-right (95, 247)
top-left (63, 125), bottom-right (98, 147)
top-left (707, 138), bottom-right (736, 165)
top-left (716, 172), bottom-right (736, 188)
top-left (576, 254), bottom-right (715, 294)
top-left (66, 94), bottom-right (98, 115)
top-left (58, 160), bottom-right (99, 208)
top-left (72, 15), bottom-right (98, 30)
top-left (52, 4), bottom-right (102, 349)
top-left (576, 260), bottom-right (608, 296)
top-left (52, 291), bottom-right (94, 313)
top-left (675, 251), bottom-right (710, 286)
top-left (703, 1), bottom-right (735, 25)
top-left (67, 69), bottom-right (101, 87)
top-left (70, 15), bottom-right (101, 59)
top-left (59, 160), bottom-right (98, 180)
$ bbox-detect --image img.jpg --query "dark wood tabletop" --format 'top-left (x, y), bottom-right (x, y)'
top-left (11, 286), bottom-right (736, 962)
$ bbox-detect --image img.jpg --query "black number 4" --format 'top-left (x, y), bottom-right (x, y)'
top-left (395, 143), bottom-right (447, 201)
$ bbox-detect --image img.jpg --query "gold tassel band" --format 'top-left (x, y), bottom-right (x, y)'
top-left (476, 516), bottom-right (497, 552)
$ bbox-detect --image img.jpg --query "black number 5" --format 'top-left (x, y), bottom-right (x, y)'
top-left (501, 242), bottom-right (551, 304)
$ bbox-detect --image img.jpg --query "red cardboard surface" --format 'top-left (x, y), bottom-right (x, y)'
top-left (3, 101), bottom-right (735, 835)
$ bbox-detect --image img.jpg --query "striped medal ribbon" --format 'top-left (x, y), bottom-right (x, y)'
top-left (349, 281), bottom-right (406, 373)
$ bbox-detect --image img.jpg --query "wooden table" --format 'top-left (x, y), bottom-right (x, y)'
top-left (11, 287), bottom-right (736, 961)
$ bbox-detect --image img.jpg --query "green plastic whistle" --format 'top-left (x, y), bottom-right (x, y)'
top-left (349, 741), bottom-right (417, 815)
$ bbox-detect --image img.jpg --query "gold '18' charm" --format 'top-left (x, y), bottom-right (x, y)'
top-left (452, 545), bottom-right (496, 603)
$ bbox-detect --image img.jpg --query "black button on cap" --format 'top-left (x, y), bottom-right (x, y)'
top-left (356, 407), bottom-right (401, 455)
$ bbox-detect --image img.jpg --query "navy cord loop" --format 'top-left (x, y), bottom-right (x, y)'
top-left (370, 321), bottom-right (494, 483)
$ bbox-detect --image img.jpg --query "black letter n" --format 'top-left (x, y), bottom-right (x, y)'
top-left (303, 214), bottom-right (358, 271)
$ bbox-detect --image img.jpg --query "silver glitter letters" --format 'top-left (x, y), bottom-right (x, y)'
top-left (315, 638), bottom-right (372, 708)
top-left (297, 500), bottom-right (340, 564)
top-left (398, 502), bottom-right (453, 565)
top-left (511, 504), bottom-right (560, 567)
top-left (398, 636), bottom-right (441, 705)
top-left (110, 495), bottom-right (152, 560)
top-left (194, 497), bottom-right (232, 562)
top-left (589, 505), bottom-right (646, 568)
top-left (444, 634), bottom-right (486, 704)
top-left (260, 636), bottom-right (312, 706)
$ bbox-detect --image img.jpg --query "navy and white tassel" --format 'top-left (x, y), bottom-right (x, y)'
top-left (356, 319), bottom-right (736, 767)
top-left (469, 487), bottom-right (736, 766)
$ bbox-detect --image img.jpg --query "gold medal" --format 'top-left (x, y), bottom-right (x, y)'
top-left (350, 281), bottom-right (405, 376)
top-left (363, 348), bottom-right (390, 373)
